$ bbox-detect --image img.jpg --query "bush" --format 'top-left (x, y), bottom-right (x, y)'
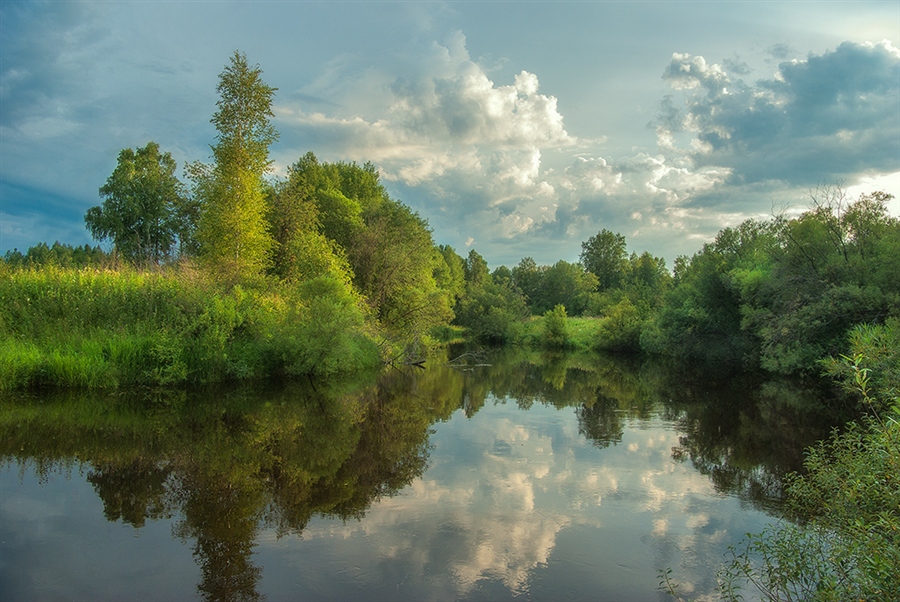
top-left (542, 304), bottom-right (570, 349)
top-left (596, 297), bottom-right (643, 352)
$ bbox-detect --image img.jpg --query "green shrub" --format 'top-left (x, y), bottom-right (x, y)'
top-left (596, 297), bottom-right (643, 352)
top-left (542, 304), bottom-right (570, 349)
top-left (276, 276), bottom-right (380, 378)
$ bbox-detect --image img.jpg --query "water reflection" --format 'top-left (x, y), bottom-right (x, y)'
top-left (0, 350), bottom-right (841, 601)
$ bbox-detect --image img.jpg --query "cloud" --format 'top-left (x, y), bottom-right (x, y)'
top-left (658, 40), bottom-right (900, 186)
top-left (278, 33), bottom-right (899, 266)
top-left (2, 0), bottom-right (896, 266)
top-left (260, 402), bottom-right (760, 600)
top-left (276, 31), bottom-right (576, 250)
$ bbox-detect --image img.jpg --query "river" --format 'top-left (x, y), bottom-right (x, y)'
top-left (0, 348), bottom-right (842, 601)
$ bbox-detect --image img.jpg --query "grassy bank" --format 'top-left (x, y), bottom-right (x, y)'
top-left (519, 315), bottom-right (604, 351)
top-left (0, 265), bottom-right (381, 390)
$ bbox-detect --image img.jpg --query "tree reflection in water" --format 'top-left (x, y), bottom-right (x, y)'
top-left (0, 349), bottom-right (843, 600)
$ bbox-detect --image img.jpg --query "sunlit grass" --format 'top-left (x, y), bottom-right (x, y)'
top-left (0, 266), bottom-right (381, 389)
top-left (519, 316), bottom-right (601, 351)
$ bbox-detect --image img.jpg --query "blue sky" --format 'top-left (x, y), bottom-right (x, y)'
top-left (2, 1), bottom-right (898, 267)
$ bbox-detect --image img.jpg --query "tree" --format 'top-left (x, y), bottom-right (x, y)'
top-left (511, 257), bottom-right (543, 309)
top-left (530, 260), bottom-right (599, 315)
top-left (349, 197), bottom-right (452, 346)
top-left (464, 249), bottom-right (490, 287)
top-left (268, 165), bottom-right (353, 284)
top-left (435, 245), bottom-right (466, 305)
top-left (749, 191), bottom-right (900, 374)
top-left (453, 280), bottom-right (529, 345)
top-left (192, 51), bottom-right (278, 280)
top-left (580, 229), bottom-right (627, 291)
top-left (85, 141), bottom-right (187, 265)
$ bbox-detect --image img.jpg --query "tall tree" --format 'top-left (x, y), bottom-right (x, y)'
top-left (85, 141), bottom-right (186, 265)
top-left (580, 229), bottom-right (627, 291)
top-left (192, 51), bottom-right (278, 279)
top-left (464, 249), bottom-right (490, 287)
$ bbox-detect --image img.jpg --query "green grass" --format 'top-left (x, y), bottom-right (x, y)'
top-left (0, 266), bottom-right (381, 390)
top-left (519, 316), bottom-right (601, 351)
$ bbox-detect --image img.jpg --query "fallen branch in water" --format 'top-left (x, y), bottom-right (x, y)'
top-left (445, 350), bottom-right (491, 370)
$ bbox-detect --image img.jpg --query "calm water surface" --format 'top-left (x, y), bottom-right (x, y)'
top-left (0, 349), bottom-right (840, 601)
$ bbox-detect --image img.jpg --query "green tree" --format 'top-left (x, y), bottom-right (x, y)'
top-left (511, 256), bottom-right (544, 310)
top-left (85, 141), bottom-right (187, 265)
top-left (642, 219), bottom-right (774, 368)
top-left (192, 51), bottom-right (278, 280)
top-left (580, 229), bottom-right (627, 291)
top-left (748, 191), bottom-right (900, 374)
top-left (349, 198), bottom-right (452, 349)
top-left (435, 245), bottom-right (466, 305)
top-left (453, 280), bottom-right (529, 345)
top-left (529, 260), bottom-right (599, 315)
top-left (464, 249), bottom-right (490, 287)
top-left (268, 166), bottom-right (353, 284)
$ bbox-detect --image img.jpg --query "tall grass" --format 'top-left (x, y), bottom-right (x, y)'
top-left (0, 266), bottom-right (380, 390)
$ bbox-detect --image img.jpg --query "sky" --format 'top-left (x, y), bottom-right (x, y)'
top-left (1, 1), bottom-right (899, 268)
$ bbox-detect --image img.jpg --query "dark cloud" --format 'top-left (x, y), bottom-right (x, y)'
top-left (660, 41), bottom-right (900, 186)
top-left (0, 1), bottom-right (107, 128)
top-left (766, 43), bottom-right (794, 61)
top-left (722, 56), bottom-right (751, 76)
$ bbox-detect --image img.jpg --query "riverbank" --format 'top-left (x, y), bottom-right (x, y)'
top-left (0, 265), bottom-right (381, 390)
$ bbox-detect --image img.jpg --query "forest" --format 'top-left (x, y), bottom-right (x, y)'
top-left (1, 51), bottom-right (898, 600)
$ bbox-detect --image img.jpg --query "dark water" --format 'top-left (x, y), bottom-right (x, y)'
top-left (0, 349), bottom-right (842, 601)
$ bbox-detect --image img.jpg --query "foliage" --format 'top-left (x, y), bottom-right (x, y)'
top-left (642, 219), bottom-right (772, 369)
top-left (85, 141), bottom-right (189, 265)
top-left (0, 266), bottom-right (380, 389)
top-left (275, 276), bottom-right (379, 378)
top-left (749, 189), bottom-right (900, 374)
top-left (820, 318), bottom-right (900, 415)
top-left (454, 280), bottom-right (529, 345)
top-left (526, 260), bottom-right (600, 316)
top-left (2, 242), bottom-right (110, 269)
top-left (712, 412), bottom-right (900, 601)
top-left (271, 152), bottom-right (454, 356)
top-left (192, 51), bottom-right (277, 281)
top-left (464, 249), bottom-right (490, 287)
top-left (542, 304), bottom-right (570, 349)
top-left (348, 194), bottom-right (453, 351)
top-left (580, 228), bottom-right (628, 291)
top-left (596, 297), bottom-right (645, 352)
top-left (648, 189), bottom-right (899, 375)
top-left (434, 244), bottom-right (466, 306)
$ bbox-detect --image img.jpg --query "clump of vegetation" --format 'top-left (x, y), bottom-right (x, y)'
top-left (542, 304), bottom-right (570, 349)
top-left (0, 266), bottom-right (380, 389)
top-left (644, 188), bottom-right (900, 375)
top-left (0, 51), bottom-right (460, 391)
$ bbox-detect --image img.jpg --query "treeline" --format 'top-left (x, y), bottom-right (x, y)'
top-left (2, 50), bottom-right (898, 390)
top-left (3, 242), bottom-right (110, 269)
top-left (447, 187), bottom-right (899, 383)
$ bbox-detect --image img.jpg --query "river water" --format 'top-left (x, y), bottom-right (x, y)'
top-left (0, 348), bottom-right (841, 601)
